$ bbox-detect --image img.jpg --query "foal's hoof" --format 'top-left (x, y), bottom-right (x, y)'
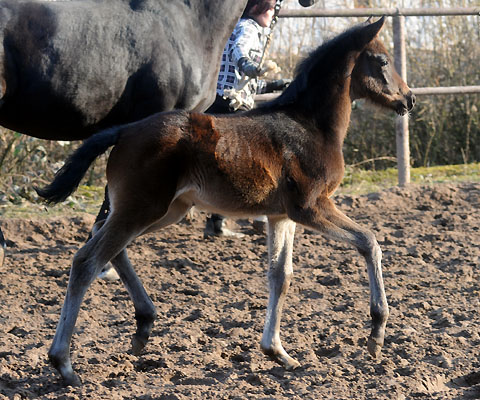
top-left (282, 356), bottom-right (301, 371)
top-left (63, 373), bottom-right (82, 387)
top-left (49, 354), bottom-right (82, 387)
top-left (131, 335), bottom-right (148, 356)
top-left (367, 336), bottom-right (383, 358)
top-left (261, 347), bottom-right (300, 370)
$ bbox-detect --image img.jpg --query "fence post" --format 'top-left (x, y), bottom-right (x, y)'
top-left (393, 15), bottom-right (410, 186)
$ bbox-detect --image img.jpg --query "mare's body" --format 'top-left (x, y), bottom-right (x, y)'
top-left (0, 0), bottom-right (316, 262)
top-left (39, 18), bottom-right (415, 386)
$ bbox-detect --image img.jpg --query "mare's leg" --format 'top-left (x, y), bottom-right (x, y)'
top-left (0, 227), bottom-right (5, 268)
top-left (260, 216), bottom-right (299, 369)
top-left (291, 197), bottom-right (389, 358)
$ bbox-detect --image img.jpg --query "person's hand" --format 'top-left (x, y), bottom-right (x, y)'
top-left (276, 79), bottom-right (292, 90)
top-left (259, 60), bottom-right (281, 77)
top-left (238, 57), bottom-right (260, 78)
top-left (266, 79), bottom-right (292, 92)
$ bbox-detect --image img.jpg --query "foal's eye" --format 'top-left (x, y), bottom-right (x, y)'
top-left (378, 58), bottom-right (389, 67)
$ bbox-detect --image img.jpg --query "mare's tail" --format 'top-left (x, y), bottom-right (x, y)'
top-left (36, 127), bottom-right (121, 203)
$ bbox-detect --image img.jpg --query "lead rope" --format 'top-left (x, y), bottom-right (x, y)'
top-left (258, 0), bottom-right (282, 70)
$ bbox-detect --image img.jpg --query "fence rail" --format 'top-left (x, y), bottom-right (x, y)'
top-left (273, 7), bottom-right (480, 186)
top-left (279, 7), bottom-right (480, 18)
top-left (412, 86), bottom-right (480, 95)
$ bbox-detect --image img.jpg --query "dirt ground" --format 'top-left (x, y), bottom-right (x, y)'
top-left (1, 182), bottom-right (480, 399)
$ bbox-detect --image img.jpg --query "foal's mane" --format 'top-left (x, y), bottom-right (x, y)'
top-left (262, 22), bottom-right (370, 110)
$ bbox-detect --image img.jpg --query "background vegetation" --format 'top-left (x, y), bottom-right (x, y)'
top-left (271, 0), bottom-right (479, 170)
top-left (0, 0), bottom-right (478, 206)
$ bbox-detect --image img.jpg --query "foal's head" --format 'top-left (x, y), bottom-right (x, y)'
top-left (350, 18), bottom-right (416, 116)
top-left (267, 17), bottom-right (415, 120)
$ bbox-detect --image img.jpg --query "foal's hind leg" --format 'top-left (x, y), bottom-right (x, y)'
top-left (0, 227), bottom-right (5, 268)
top-left (48, 217), bottom-right (144, 386)
top-left (291, 197), bottom-right (389, 358)
top-left (110, 199), bottom-right (192, 355)
top-left (90, 218), bottom-right (156, 345)
top-left (110, 249), bottom-right (157, 355)
top-left (90, 187), bottom-right (119, 280)
top-left (260, 216), bottom-right (300, 370)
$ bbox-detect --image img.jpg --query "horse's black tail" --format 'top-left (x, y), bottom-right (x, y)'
top-left (36, 126), bottom-right (121, 204)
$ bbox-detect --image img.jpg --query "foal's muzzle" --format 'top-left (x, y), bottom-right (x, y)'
top-left (396, 90), bottom-right (416, 116)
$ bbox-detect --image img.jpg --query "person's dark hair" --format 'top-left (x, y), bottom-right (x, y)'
top-left (242, 0), bottom-right (276, 18)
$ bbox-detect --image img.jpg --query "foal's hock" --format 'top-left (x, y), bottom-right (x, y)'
top-left (39, 17), bottom-right (415, 386)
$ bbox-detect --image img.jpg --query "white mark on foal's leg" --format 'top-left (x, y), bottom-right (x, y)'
top-left (260, 217), bottom-right (300, 369)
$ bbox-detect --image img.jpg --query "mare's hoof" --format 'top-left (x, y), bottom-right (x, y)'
top-left (367, 336), bottom-right (383, 358)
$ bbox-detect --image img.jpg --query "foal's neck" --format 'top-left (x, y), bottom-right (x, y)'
top-left (306, 67), bottom-right (355, 146)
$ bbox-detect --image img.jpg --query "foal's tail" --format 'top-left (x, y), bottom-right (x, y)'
top-left (36, 127), bottom-right (121, 204)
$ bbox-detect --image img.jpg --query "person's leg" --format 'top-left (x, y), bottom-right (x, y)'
top-left (252, 215), bottom-right (268, 234)
top-left (204, 213), bottom-right (244, 238)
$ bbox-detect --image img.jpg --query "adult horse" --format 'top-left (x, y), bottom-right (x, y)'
top-left (0, 0), bottom-right (317, 266)
top-left (39, 17), bottom-right (415, 385)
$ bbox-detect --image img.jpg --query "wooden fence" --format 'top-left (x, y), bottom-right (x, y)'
top-left (258, 7), bottom-right (480, 186)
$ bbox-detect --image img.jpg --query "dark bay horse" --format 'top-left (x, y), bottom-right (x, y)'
top-left (0, 0), bottom-right (317, 265)
top-left (38, 17), bottom-right (415, 386)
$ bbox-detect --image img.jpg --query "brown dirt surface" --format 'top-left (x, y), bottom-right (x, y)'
top-left (1, 182), bottom-right (480, 399)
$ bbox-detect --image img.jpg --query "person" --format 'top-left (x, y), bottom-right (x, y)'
top-left (204, 0), bottom-right (290, 238)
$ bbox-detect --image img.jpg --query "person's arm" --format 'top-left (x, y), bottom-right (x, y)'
top-left (238, 57), bottom-right (260, 78)
top-left (230, 21), bottom-right (262, 78)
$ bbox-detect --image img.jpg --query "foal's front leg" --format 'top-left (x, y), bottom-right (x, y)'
top-left (291, 197), bottom-right (389, 358)
top-left (260, 216), bottom-right (300, 369)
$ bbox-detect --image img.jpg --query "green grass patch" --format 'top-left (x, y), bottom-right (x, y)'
top-left (0, 185), bottom-right (105, 218)
top-left (339, 162), bottom-right (480, 195)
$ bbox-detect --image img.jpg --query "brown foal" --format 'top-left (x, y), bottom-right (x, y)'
top-left (39, 17), bottom-right (415, 386)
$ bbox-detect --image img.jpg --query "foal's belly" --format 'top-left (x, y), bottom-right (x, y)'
top-left (175, 185), bottom-right (281, 219)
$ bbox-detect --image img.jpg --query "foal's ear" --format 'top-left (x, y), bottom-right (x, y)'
top-left (358, 16), bottom-right (385, 47)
